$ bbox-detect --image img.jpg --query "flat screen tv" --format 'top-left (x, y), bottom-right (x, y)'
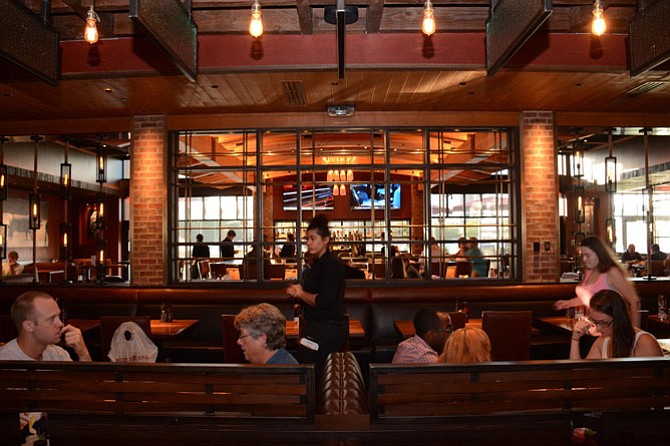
top-left (350, 183), bottom-right (401, 210)
top-left (282, 185), bottom-right (334, 211)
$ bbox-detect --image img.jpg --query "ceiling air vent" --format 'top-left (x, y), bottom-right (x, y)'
top-left (626, 81), bottom-right (667, 97)
top-left (282, 81), bottom-right (306, 105)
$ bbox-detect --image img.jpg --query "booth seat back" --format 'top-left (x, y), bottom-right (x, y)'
top-left (136, 288), bottom-right (290, 340)
top-left (47, 287), bottom-right (140, 319)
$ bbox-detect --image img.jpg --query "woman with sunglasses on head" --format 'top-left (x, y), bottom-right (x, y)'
top-left (570, 289), bottom-right (662, 359)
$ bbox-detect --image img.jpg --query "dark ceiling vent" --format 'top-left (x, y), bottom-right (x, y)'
top-left (282, 81), bottom-right (306, 105)
top-left (626, 81), bottom-right (667, 97)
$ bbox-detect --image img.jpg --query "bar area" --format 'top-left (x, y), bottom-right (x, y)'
top-left (1, 1), bottom-right (670, 445)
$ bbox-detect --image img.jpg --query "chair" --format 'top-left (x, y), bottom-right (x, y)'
top-left (446, 311), bottom-right (467, 330)
top-left (100, 316), bottom-right (152, 361)
top-left (210, 262), bottom-right (227, 279)
top-left (264, 262), bottom-right (286, 280)
top-left (454, 261), bottom-right (472, 278)
top-left (649, 260), bottom-right (667, 277)
top-left (221, 314), bottom-right (246, 363)
top-left (481, 310), bottom-right (532, 361)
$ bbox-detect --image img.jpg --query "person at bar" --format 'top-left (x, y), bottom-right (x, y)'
top-left (0, 291), bottom-right (91, 361)
top-left (392, 309), bottom-right (452, 364)
top-left (286, 215), bottom-right (347, 371)
top-left (279, 232), bottom-right (296, 259)
top-left (570, 290), bottom-right (661, 359)
top-left (466, 237), bottom-right (487, 277)
top-left (621, 243), bottom-right (642, 265)
top-left (220, 230), bottom-right (236, 259)
top-left (438, 327), bottom-right (491, 363)
top-left (234, 303), bottom-right (298, 365)
top-left (1, 251), bottom-right (24, 277)
top-left (192, 233), bottom-right (210, 258)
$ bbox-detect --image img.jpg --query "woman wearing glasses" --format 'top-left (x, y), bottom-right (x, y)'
top-left (570, 290), bottom-right (662, 359)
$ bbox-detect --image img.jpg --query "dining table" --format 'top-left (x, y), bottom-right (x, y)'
top-left (285, 319), bottom-right (365, 339)
top-left (150, 319), bottom-right (199, 339)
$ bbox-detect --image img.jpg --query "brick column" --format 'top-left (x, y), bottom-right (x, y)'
top-left (130, 115), bottom-right (167, 285)
top-left (519, 111), bottom-right (559, 282)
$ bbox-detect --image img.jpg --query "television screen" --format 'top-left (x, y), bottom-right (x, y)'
top-left (282, 185), bottom-right (334, 210)
top-left (350, 184), bottom-right (401, 210)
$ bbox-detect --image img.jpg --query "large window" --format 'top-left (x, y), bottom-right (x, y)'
top-left (169, 127), bottom-right (519, 283)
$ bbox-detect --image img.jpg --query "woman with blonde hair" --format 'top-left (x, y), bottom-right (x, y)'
top-left (438, 327), bottom-right (491, 363)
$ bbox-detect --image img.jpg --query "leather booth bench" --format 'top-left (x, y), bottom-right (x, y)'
top-left (369, 357), bottom-right (670, 445)
top-left (1, 281), bottom-right (667, 363)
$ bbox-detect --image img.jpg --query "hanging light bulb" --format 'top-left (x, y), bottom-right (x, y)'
top-left (84, 2), bottom-right (100, 44)
top-left (591, 0), bottom-right (606, 37)
top-left (249, 0), bottom-right (263, 38)
top-left (422, 0), bottom-right (436, 36)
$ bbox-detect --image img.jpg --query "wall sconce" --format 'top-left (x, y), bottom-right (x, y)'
top-left (339, 184), bottom-right (346, 196)
top-left (604, 155), bottom-right (617, 193)
top-left (29, 193), bottom-right (41, 230)
top-left (422, 0), bottom-right (436, 36)
top-left (84, 1), bottom-right (100, 44)
top-left (332, 184), bottom-right (339, 197)
top-left (591, 0), bottom-right (606, 36)
top-left (96, 193), bottom-right (107, 230)
top-left (59, 222), bottom-right (71, 260)
top-left (572, 144), bottom-right (584, 178)
top-left (0, 223), bottom-right (6, 260)
top-left (249, 0), bottom-right (263, 38)
top-left (60, 162), bottom-right (72, 200)
top-left (605, 217), bottom-right (616, 245)
top-left (346, 169), bottom-right (353, 182)
top-left (0, 163), bottom-right (7, 201)
top-left (96, 144), bottom-right (107, 183)
top-left (95, 238), bottom-right (107, 281)
top-left (574, 185), bottom-right (585, 224)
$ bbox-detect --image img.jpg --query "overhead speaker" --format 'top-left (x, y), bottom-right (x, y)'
top-left (324, 5), bottom-right (359, 25)
top-left (327, 105), bottom-right (355, 117)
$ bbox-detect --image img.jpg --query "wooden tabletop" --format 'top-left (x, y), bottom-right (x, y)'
top-left (649, 315), bottom-right (669, 325)
top-left (151, 319), bottom-right (199, 339)
top-left (536, 316), bottom-right (576, 333)
top-left (286, 319), bottom-right (365, 339)
top-left (394, 319), bottom-right (483, 339)
top-left (68, 318), bottom-right (199, 339)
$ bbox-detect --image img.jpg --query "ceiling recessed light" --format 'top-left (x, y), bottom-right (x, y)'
top-left (211, 85), bottom-right (219, 89)
top-left (104, 88), bottom-right (113, 93)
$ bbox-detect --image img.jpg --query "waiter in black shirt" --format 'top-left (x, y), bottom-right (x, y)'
top-left (286, 215), bottom-right (347, 370)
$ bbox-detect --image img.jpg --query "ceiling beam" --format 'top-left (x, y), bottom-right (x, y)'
top-left (366, 0), bottom-right (384, 34)
top-left (296, 0), bottom-right (314, 34)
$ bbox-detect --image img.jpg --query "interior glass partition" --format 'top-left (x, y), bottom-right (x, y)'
top-left (170, 126), bottom-right (519, 283)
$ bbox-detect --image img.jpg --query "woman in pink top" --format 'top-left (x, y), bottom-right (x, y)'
top-left (554, 236), bottom-right (640, 327)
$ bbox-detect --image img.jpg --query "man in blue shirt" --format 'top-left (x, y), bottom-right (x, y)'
top-left (234, 303), bottom-right (298, 365)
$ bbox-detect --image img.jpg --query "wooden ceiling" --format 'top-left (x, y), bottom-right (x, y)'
top-left (0, 0), bottom-right (668, 127)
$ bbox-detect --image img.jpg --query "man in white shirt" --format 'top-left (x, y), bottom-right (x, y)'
top-left (0, 291), bottom-right (91, 361)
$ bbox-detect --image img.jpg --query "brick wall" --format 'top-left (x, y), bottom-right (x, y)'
top-left (520, 111), bottom-right (559, 282)
top-left (130, 115), bottom-right (167, 285)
